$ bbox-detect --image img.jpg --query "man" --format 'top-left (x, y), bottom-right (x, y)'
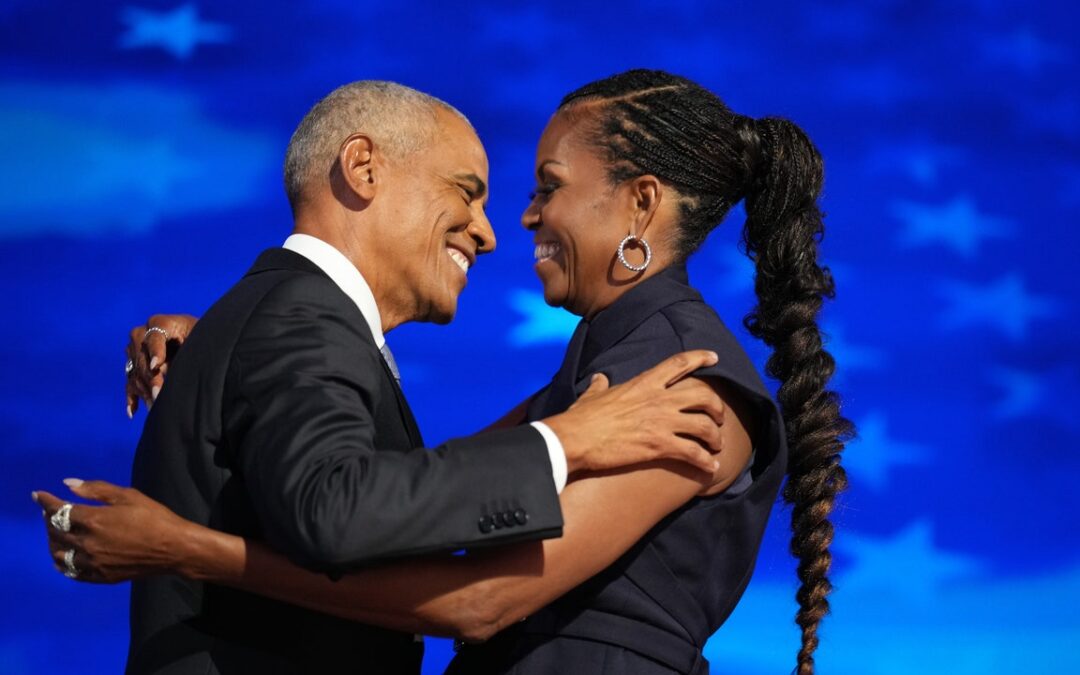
top-left (35, 82), bottom-right (725, 674)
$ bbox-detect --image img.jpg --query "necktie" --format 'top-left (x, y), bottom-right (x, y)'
top-left (379, 342), bottom-right (401, 382)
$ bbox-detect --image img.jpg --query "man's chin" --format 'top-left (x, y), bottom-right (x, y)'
top-left (424, 299), bottom-right (458, 325)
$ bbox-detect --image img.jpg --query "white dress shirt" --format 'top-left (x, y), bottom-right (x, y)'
top-left (283, 233), bottom-right (568, 493)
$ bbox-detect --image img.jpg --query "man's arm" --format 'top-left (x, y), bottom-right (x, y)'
top-left (227, 274), bottom-right (563, 571)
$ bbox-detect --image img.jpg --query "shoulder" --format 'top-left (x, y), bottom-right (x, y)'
top-left (233, 270), bottom-right (381, 364)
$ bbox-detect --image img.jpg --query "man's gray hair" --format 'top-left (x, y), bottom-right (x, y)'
top-left (283, 81), bottom-right (468, 207)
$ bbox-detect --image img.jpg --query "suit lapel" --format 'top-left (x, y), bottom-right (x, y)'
top-left (248, 248), bottom-right (425, 447)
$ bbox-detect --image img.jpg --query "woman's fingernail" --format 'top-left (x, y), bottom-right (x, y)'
top-left (63, 478), bottom-right (84, 488)
top-left (149, 356), bottom-right (159, 371)
top-left (126, 403), bottom-right (134, 419)
top-left (151, 385), bottom-right (161, 401)
top-left (31, 491), bottom-right (39, 503)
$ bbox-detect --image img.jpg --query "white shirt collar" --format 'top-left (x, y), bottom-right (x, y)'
top-left (282, 233), bottom-right (385, 348)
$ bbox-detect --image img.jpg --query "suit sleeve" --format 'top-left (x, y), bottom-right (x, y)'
top-left (225, 274), bottom-right (563, 572)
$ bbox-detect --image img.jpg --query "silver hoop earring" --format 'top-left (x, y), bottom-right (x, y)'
top-left (616, 234), bottom-right (652, 273)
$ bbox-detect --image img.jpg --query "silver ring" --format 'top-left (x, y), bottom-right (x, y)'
top-left (125, 359), bottom-right (135, 377)
top-left (50, 503), bottom-right (73, 533)
top-left (617, 234), bottom-right (652, 273)
top-left (144, 326), bottom-right (169, 341)
top-left (63, 549), bottom-right (79, 579)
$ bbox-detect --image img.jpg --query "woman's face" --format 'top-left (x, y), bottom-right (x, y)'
top-left (523, 111), bottom-right (646, 318)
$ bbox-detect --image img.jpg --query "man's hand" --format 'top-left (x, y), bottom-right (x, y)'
top-left (33, 480), bottom-right (192, 584)
top-left (543, 350), bottom-right (726, 476)
top-left (126, 314), bottom-right (198, 417)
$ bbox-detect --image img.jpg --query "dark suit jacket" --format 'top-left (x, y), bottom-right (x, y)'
top-left (127, 248), bottom-right (564, 675)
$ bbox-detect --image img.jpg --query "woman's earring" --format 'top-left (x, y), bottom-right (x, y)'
top-left (616, 233), bottom-right (652, 273)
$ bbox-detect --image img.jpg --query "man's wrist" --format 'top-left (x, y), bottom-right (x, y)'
top-left (539, 413), bottom-right (582, 476)
top-left (530, 420), bottom-right (568, 493)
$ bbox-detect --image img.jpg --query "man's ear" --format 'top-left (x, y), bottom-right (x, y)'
top-left (628, 175), bottom-right (663, 238)
top-left (337, 133), bottom-right (378, 202)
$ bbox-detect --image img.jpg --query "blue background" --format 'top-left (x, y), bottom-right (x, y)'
top-left (2, 1), bottom-right (1078, 673)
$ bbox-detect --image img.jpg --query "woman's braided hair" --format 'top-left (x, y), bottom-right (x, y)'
top-left (560, 69), bottom-right (853, 674)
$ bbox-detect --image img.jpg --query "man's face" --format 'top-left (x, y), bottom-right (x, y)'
top-left (375, 109), bottom-right (494, 325)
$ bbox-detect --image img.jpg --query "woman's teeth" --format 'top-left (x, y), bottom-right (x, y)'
top-left (534, 242), bottom-right (561, 261)
top-left (447, 248), bottom-right (470, 274)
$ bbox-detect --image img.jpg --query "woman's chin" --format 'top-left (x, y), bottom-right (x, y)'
top-left (539, 280), bottom-right (569, 309)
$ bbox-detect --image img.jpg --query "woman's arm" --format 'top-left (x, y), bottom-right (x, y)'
top-left (41, 378), bottom-right (752, 642)
top-left (480, 394), bottom-right (534, 431)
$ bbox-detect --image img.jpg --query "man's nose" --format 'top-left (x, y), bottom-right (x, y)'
top-left (469, 210), bottom-right (496, 254)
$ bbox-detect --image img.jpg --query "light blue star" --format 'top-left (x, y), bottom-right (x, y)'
top-left (118, 4), bottom-right (232, 60)
top-left (892, 196), bottom-right (1012, 257)
top-left (844, 412), bottom-right (926, 491)
top-left (989, 366), bottom-right (1080, 430)
top-left (836, 521), bottom-right (981, 604)
top-left (939, 274), bottom-right (1060, 341)
top-left (507, 289), bottom-right (579, 347)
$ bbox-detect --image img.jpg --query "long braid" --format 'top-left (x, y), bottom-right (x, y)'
top-left (561, 69), bottom-right (853, 674)
top-left (740, 116), bottom-right (853, 674)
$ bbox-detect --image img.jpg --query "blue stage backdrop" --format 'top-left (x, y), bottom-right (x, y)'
top-left (2, 2), bottom-right (1077, 673)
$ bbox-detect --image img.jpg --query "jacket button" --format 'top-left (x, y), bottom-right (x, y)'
top-left (513, 509), bottom-right (528, 526)
top-left (478, 515), bottom-right (494, 534)
top-left (499, 510), bottom-right (513, 527)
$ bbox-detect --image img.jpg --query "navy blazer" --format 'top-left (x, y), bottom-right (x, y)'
top-left (128, 249), bottom-right (564, 675)
top-left (448, 265), bottom-right (787, 674)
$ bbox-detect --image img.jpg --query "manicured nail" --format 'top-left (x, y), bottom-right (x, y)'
top-left (63, 478), bottom-right (84, 488)
top-left (708, 351), bottom-right (718, 363)
top-left (149, 356), bottom-right (159, 371)
top-left (151, 385), bottom-right (161, 401)
top-left (126, 403), bottom-right (133, 419)
top-left (31, 491), bottom-right (39, 503)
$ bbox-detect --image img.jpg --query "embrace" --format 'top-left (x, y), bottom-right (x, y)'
top-left (35, 69), bottom-right (850, 675)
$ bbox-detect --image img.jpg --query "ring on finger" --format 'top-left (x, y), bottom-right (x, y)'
top-left (125, 359), bottom-right (135, 377)
top-left (50, 503), bottom-right (73, 533)
top-left (143, 326), bottom-right (169, 341)
top-left (63, 549), bottom-right (79, 579)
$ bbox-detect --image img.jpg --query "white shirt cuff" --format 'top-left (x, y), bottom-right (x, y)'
top-left (529, 421), bottom-right (568, 494)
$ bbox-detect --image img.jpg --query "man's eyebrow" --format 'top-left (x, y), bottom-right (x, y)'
top-left (453, 173), bottom-right (487, 200)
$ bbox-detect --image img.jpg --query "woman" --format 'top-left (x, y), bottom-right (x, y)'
top-left (43, 70), bottom-right (850, 674)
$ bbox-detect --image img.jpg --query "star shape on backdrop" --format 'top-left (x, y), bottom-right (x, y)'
top-left (118, 4), bottom-right (233, 60)
top-left (836, 521), bottom-right (981, 604)
top-left (938, 274), bottom-right (1061, 341)
top-left (988, 365), bottom-right (1080, 431)
top-left (507, 289), bottom-right (579, 347)
top-left (844, 412), bottom-right (927, 491)
top-left (982, 27), bottom-right (1071, 73)
top-left (892, 196), bottom-right (1012, 258)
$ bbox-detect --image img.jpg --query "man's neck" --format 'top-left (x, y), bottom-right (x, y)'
top-left (289, 219), bottom-right (411, 335)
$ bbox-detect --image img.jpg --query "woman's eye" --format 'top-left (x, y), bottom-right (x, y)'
top-left (528, 183), bottom-right (559, 201)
